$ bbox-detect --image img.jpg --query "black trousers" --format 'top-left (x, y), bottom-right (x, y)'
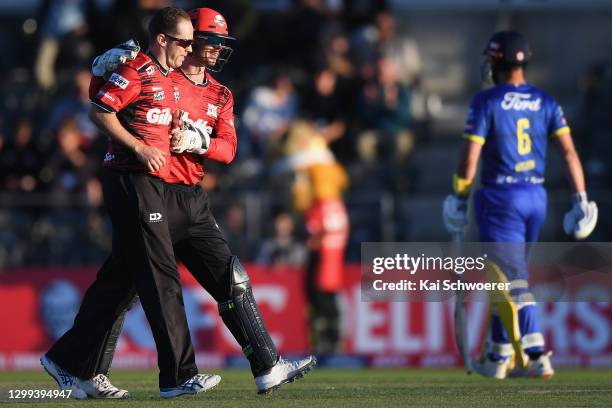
top-left (47, 172), bottom-right (199, 388)
top-left (48, 173), bottom-right (235, 384)
top-left (306, 250), bottom-right (340, 354)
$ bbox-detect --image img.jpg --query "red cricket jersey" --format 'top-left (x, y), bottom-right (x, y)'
top-left (165, 69), bottom-right (238, 185)
top-left (90, 52), bottom-right (177, 179)
top-left (306, 199), bottom-right (349, 291)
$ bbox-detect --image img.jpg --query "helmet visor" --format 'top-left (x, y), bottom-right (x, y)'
top-left (193, 34), bottom-right (234, 72)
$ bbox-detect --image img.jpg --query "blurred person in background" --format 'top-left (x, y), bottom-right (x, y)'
top-left (45, 68), bottom-right (100, 147)
top-left (285, 120), bottom-right (349, 354)
top-left (303, 63), bottom-right (356, 162)
top-left (1, 118), bottom-right (44, 192)
top-left (256, 212), bottom-right (307, 269)
top-left (351, 10), bottom-right (421, 87)
top-left (34, 0), bottom-right (94, 90)
top-left (356, 57), bottom-right (414, 176)
top-left (241, 71), bottom-right (299, 159)
top-left (221, 201), bottom-right (252, 261)
top-left (40, 118), bottom-right (97, 193)
top-left (318, 28), bottom-right (354, 80)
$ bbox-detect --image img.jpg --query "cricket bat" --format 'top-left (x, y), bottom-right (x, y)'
top-left (453, 231), bottom-right (472, 374)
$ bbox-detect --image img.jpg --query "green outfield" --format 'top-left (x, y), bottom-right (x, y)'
top-left (1, 369), bottom-right (611, 407)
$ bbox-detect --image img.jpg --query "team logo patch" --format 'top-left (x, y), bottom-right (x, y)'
top-left (153, 90), bottom-right (165, 101)
top-left (501, 92), bottom-right (541, 111)
top-left (97, 90), bottom-right (116, 103)
top-left (146, 65), bottom-right (155, 76)
top-left (108, 73), bottom-right (129, 89)
top-left (149, 212), bottom-right (163, 223)
top-left (146, 108), bottom-right (172, 125)
top-left (174, 87), bottom-right (180, 101)
top-left (207, 103), bottom-right (218, 119)
top-left (214, 14), bottom-right (226, 26)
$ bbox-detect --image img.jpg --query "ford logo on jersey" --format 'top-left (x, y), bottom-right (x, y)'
top-left (501, 92), bottom-right (541, 111)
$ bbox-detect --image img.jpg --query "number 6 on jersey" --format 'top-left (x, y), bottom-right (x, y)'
top-left (517, 118), bottom-right (531, 155)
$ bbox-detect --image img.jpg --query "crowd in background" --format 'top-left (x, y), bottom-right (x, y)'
top-left (0, 0), bottom-right (424, 267)
top-left (1, 0), bottom-right (612, 268)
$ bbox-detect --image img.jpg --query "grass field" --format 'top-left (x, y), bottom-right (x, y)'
top-left (1, 369), bottom-right (612, 407)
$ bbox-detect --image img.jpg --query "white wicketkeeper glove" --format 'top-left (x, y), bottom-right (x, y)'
top-left (443, 194), bottom-right (468, 234)
top-left (171, 117), bottom-right (211, 155)
top-left (563, 192), bottom-right (598, 240)
top-left (91, 39), bottom-right (140, 77)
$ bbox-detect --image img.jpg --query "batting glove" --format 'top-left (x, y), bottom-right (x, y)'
top-left (171, 119), bottom-right (211, 155)
top-left (443, 194), bottom-right (468, 234)
top-left (92, 39), bottom-right (140, 77)
top-left (563, 192), bottom-right (598, 240)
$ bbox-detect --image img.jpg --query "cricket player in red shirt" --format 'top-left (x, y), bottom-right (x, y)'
top-left (41, 7), bottom-right (222, 399)
top-left (43, 8), bottom-right (315, 399)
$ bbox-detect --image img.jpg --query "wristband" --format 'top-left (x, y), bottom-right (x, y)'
top-left (453, 174), bottom-right (472, 197)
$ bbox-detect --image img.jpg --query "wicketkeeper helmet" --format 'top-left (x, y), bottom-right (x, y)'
top-left (188, 8), bottom-right (235, 72)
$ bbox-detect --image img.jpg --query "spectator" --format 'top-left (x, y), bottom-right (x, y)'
top-left (1, 118), bottom-right (43, 192)
top-left (34, 0), bottom-right (93, 90)
top-left (374, 11), bottom-right (422, 87)
top-left (220, 202), bottom-right (252, 260)
top-left (356, 57), bottom-right (414, 163)
top-left (350, 10), bottom-right (421, 86)
top-left (40, 118), bottom-right (96, 193)
top-left (46, 68), bottom-right (99, 145)
top-left (304, 65), bottom-right (356, 161)
top-left (241, 72), bottom-right (299, 159)
top-left (278, 120), bottom-right (349, 354)
top-left (256, 212), bottom-right (307, 269)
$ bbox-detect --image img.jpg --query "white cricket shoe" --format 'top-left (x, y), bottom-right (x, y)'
top-left (255, 355), bottom-right (316, 394)
top-left (159, 373), bottom-right (221, 398)
top-left (78, 374), bottom-right (130, 399)
top-left (472, 356), bottom-right (510, 380)
top-left (511, 351), bottom-right (555, 379)
top-left (40, 355), bottom-right (88, 400)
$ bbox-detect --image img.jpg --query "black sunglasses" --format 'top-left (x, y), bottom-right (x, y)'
top-left (163, 33), bottom-right (193, 48)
